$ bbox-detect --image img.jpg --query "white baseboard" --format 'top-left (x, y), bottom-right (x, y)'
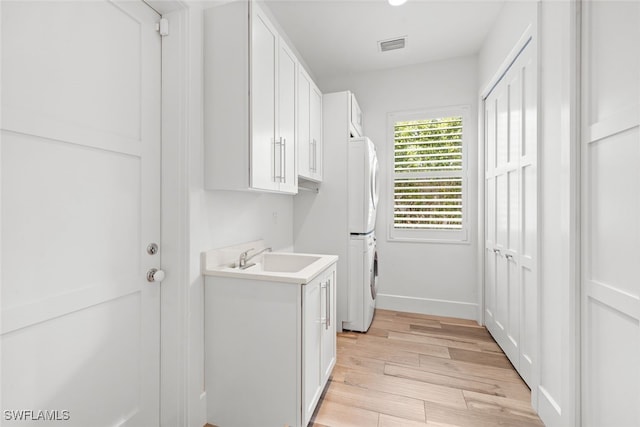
top-left (376, 293), bottom-right (478, 321)
top-left (537, 385), bottom-right (562, 426)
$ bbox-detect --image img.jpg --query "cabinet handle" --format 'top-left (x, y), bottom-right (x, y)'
top-left (281, 138), bottom-right (286, 184)
top-left (493, 248), bottom-right (501, 255)
top-left (310, 139), bottom-right (315, 173)
top-left (326, 279), bottom-right (331, 330)
top-left (273, 137), bottom-right (286, 183)
top-left (313, 139), bottom-right (318, 173)
top-left (505, 254), bottom-right (514, 260)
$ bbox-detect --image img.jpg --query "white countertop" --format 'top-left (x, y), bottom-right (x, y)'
top-left (202, 240), bottom-right (338, 284)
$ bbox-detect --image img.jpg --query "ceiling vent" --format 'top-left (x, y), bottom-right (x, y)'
top-left (378, 36), bottom-right (407, 52)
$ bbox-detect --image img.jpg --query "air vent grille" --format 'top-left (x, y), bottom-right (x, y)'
top-left (379, 36), bottom-right (407, 52)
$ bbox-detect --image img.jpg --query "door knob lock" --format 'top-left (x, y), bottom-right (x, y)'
top-left (147, 243), bottom-right (159, 255)
top-left (147, 268), bottom-right (165, 282)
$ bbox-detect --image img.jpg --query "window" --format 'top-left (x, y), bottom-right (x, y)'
top-left (388, 107), bottom-right (468, 243)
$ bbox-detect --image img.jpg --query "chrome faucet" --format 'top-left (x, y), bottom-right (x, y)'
top-left (238, 247), bottom-right (272, 269)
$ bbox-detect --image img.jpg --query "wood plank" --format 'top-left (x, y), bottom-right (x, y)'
top-left (448, 347), bottom-right (514, 369)
top-left (309, 399), bottom-right (379, 427)
top-left (378, 413), bottom-right (457, 427)
top-left (385, 363), bottom-right (530, 401)
top-left (335, 353), bottom-right (387, 376)
top-left (338, 342), bottom-right (421, 366)
top-left (323, 380), bottom-right (426, 422)
top-left (425, 401), bottom-right (544, 427)
top-left (392, 310), bottom-right (480, 327)
top-left (350, 332), bottom-right (451, 359)
top-left (462, 390), bottom-right (541, 420)
top-left (410, 323), bottom-right (495, 342)
top-left (342, 369), bottom-right (467, 409)
top-left (418, 353), bottom-right (523, 384)
top-left (387, 330), bottom-right (489, 353)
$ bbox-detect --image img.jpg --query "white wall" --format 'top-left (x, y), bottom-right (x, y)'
top-left (478, 1), bottom-right (578, 425)
top-left (320, 56), bottom-right (479, 320)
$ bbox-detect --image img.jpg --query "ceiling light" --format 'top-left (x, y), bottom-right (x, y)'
top-left (388, 0), bottom-right (407, 6)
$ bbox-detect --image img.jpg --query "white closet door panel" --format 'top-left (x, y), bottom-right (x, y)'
top-left (521, 164), bottom-right (536, 259)
top-left (484, 37), bottom-right (536, 387)
top-left (485, 248), bottom-right (497, 322)
top-left (508, 170), bottom-right (519, 252)
top-left (486, 100), bottom-right (496, 172)
top-left (496, 174), bottom-right (508, 248)
top-left (2, 134), bottom-right (140, 314)
top-left (587, 1), bottom-right (640, 125)
top-left (588, 130), bottom-right (639, 296)
top-left (584, 300), bottom-right (639, 427)
top-left (520, 265), bottom-right (536, 382)
top-left (581, 2), bottom-right (640, 426)
top-left (508, 72), bottom-right (522, 164)
top-left (3, 294), bottom-right (141, 422)
top-left (2, 1), bottom-right (142, 147)
top-left (496, 92), bottom-right (509, 169)
top-left (486, 177), bottom-right (497, 242)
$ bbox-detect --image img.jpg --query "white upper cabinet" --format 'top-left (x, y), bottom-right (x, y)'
top-left (204, 1), bottom-right (297, 193)
top-left (298, 67), bottom-right (323, 182)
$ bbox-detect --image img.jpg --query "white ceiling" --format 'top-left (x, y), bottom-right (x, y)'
top-left (264, 0), bottom-right (506, 82)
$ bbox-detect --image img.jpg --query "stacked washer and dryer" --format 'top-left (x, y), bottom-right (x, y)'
top-left (345, 137), bottom-right (379, 331)
top-left (294, 91), bottom-right (379, 333)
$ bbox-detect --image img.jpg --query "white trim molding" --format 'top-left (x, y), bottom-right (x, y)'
top-left (376, 293), bottom-right (478, 321)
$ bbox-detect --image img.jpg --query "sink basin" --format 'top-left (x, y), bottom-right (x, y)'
top-left (260, 253), bottom-right (322, 273)
top-left (202, 241), bottom-right (337, 284)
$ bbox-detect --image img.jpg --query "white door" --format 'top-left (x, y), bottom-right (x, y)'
top-left (581, 2), bottom-right (640, 426)
top-left (278, 39), bottom-right (298, 194)
top-left (1, 1), bottom-right (162, 426)
top-left (302, 280), bottom-right (322, 425)
top-left (484, 38), bottom-right (537, 387)
top-left (309, 82), bottom-right (323, 181)
top-left (251, 4), bottom-right (279, 192)
top-left (298, 68), bottom-right (312, 179)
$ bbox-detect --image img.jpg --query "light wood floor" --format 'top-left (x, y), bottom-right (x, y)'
top-left (309, 309), bottom-right (544, 427)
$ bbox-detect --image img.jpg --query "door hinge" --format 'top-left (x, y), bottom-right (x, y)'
top-left (156, 18), bottom-right (169, 36)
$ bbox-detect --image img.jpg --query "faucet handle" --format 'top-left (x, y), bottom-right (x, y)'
top-left (238, 248), bottom-right (254, 267)
top-left (240, 248), bottom-right (254, 257)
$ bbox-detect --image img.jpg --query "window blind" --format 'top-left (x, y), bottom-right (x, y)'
top-left (393, 117), bottom-right (464, 230)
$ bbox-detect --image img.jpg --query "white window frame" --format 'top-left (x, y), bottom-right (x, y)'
top-left (387, 105), bottom-right (470, 244)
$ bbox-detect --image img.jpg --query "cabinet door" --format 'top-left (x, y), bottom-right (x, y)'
top-left (320, 268), bottom-right (336, 383)
top-left (309, 83), bottom-right (323, 181)
top-left (277, 40), bottom-right (298, 194)
top-left (250, 6), bottom-right (278, 191)
top-left (298, 69), bottom-right (311, 179)
top-left (302, 280), bottom-right (322, 425)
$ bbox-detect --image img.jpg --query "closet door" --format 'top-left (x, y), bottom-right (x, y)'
top-left (581, 2), bottom-right (640, 426)
top-left (484, 39), bottom-right (537, 387)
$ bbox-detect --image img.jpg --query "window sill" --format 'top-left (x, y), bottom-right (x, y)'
top-left (387, 226), bottom-right (469, 245)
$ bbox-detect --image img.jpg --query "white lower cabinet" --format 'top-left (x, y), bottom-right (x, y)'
top-left (205, 262), bottom-right (337, 427)
top-left (303, 267), bottom-right (336, 423)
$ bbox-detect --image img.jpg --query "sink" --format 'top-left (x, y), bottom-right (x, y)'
top-left (260, 253), bottom-right (322, 273)
top-left (202, 241), bottom-right (337, 284)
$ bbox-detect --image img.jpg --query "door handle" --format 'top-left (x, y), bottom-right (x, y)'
top-left (147, 268), bottom-right (165, 283)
